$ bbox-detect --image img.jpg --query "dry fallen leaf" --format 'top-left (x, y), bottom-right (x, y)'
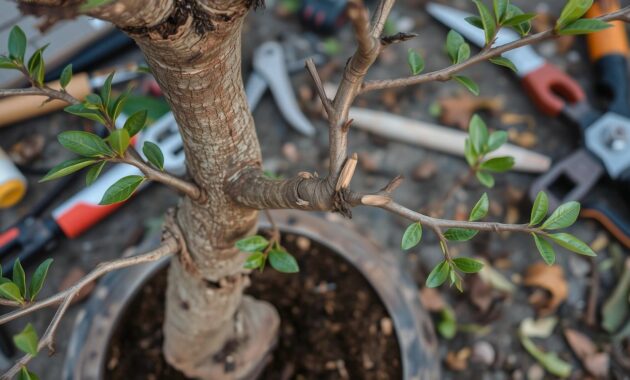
top-left (508, 129), bottom-right (538, 148)
top-left (8, 134), bottom-right (45, 166)
top-left (445, 347), bottom-right (471, 371)
top-left (478, 258), bottom-right (516, 294)
top-left (500, 113), bottom-right (536, 129)
top-left (524, 263), bottom-right (568, 316)
top-left (419, 287), bottom-right (446, 312)
top-left (439, 93), bottom-right (504, 129)
top-left (564, 328), bottom-right (609, 379)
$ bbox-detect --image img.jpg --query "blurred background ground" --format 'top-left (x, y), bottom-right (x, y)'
top-left (1, 0), bottom-right (629, 379)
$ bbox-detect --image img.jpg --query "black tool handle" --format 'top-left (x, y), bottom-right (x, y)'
top-left (592, 55), bottom-right (630, 117)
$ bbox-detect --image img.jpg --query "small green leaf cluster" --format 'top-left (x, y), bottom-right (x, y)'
top-left (528, 191), bottom-right (595, 265)
top-left (0, 259), bottom-right (53, 304)
top-left (464, 114), bottom-right (514, 187)
top-left (467, 0), bottom-right (535, 41)
top-left (443, 30), bottom-right (479, 95)
top-left (0, 26), bottom-right (51, 86)
top-left (555, 0), bottom-right (611, 35)
top-left (13, 323), bottom-right (41, 379)
top-left (236, 235), bottom-right (300, 274)
top-left (406, 48), bottom-right (425, 75)
top-left (426, 256), bottom-right (484, 291)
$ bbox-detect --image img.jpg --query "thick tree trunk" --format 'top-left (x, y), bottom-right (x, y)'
top-left (103, 1), bottom-right (279, 378)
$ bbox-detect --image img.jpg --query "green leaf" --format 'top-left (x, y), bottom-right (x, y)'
top-left (529, 191), bottom-right (549, 226)
top-left (80, 0), bottom-right (115, 11)
top-left (454, 75), bottom-right (479, 95)
top-left (236, 235), bottom-right (269, 252)
top-left (446, 30), bottom-right (465, 63)
top-left (469, 193), bottom-right (489, 221)
top-left (502, 13), bottom-right (537, 26)
top-left (453, 257), bottom-right (484, 273)
top-left (487, 130), bottom-right (508, 151)
top-left (29, 259), bottom-right (53, 302)
top-left (64, 104), bottom-right (107, 125)
top-left (99, 175), bottom-right (144, 205)
top-left (541, 201), bottom-right (580, 230)
top-left (108, 129), bottom-right (130, 157)
top-left (407, 49), bottom-right (424, 75)
top-left (519, 333), bottom-right (572, 378)
top-left (26, 46), bottom-right (46, 86)
top-left (473, 0), bottom-right (496, 45)
top-left (17, 367), bottom-right (40, 380)
top-left (602, 263), bottom-right (630, 333)
top-left (426, 261), bottom-right (450, 288)
top-left (465, 16), bottom-right (484, 30)
top-left (464, 138), bottom-right (477, 167)
top-left (456, 43), bottom-right (470, 64)
top-left (109, 89), bottom-right (131, 121)
top-left (40, 158), bottom-right (97, 182)
top-left (437, 307), bottom-right (457, 339)
top-left (476, 171), bottom-right (495, 188)
top-left (12, 259), bottom-right (26, 298)
top-left (8, 26), bottom-right (27, 62)
top-left (100, 72), bottom-right (115, 109)
top-left (547, 233), bottom-right (596, 257)
top-left (493, 0), bottom-right (509, 22)
top-left (243, 252), bottom-right (264, 270)
top-left (13, 324), bottom-right (38, 356)
top-left (532, 233), bottom-right (555, 265)
top-left (556, 0), bottom-right (593, 29)
top-left (480, 156), bottom-right (514, 172)
top-left (0, 282), bottom-right (23, 303)
top-left (505, 4), bottom-right (532, 35)
top-left (558, 19), bottom-right (611, 35)
top-left (489, 56), bottom-right (517, 72)
top-left (143, 141), bottom-right (165, 170)
top-left (123, 110), bottom-right (148, 137)
top-left (58, 130), bottom-right (112, 157)
top-left (86, 161), bottom-right (106, 186)
top-left (269, 249), bottom-right (299, 273)
top-left (443, 228), bottom-right (478, 241)
top-left (401, 222), bottom-right (423, 250)
top-left (469, 114), bottom-right (489, 154)
top-left (60, 64), bottom-right (73, 89)
top-left (0, 55), bottom-right (18, 69)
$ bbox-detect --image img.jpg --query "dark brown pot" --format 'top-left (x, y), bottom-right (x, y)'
top-left (63, 210), bottom-right (439, 379)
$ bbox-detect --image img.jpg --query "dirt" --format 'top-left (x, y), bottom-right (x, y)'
top-left (105, 233), bottom-right (402, 379)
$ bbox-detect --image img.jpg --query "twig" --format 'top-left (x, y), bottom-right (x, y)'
top-left (584, 258), bottom-right (600, 327)
top-left (360, 6), bottom-right (630, 93)
top-left (305, 58), bottom-right (333, 117)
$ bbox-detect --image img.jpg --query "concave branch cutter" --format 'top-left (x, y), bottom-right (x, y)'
top-left (428, 1), bottom-right (630, 247)
top-left (0, 40), bottom-right (322, 272)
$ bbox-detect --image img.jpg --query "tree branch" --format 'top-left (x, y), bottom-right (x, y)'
top-left (361, 6), bottom-right (630, 93)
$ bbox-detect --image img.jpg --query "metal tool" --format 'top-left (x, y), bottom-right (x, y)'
top-left (428, 1), bottom-right (630, 246)
top-left (0, 40), bottom-right (322, 270)
top-left (0, 70), bottom-right (139, 127)
top-left (246, 41), bottom-right (318, 136)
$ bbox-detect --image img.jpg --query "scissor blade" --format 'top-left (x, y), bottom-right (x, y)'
top-left (426, 3), bottom-right (546, 77)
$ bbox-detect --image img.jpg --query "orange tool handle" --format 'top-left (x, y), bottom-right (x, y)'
top-left (0, 72), bottom-right (91, 128)
top-left (586, 0), bottom-right (629, 61)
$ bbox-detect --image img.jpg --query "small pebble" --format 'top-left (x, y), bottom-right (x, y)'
top-left (380, 317), bottom-right (393, 336)
top-left (471, 341), bottom-right (495, 366)
top-left (527, 364), bottom-right (545, 380)
top-left (412, 161), bottom-right (437, 181)
top-left (282, 143), bottom-right (299, 163)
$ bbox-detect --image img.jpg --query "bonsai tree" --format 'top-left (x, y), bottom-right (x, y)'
top-left (0, 0), bottom-right (627, 378)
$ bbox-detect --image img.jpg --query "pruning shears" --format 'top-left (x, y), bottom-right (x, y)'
top-left (427, 1), bottom-right (630, 248)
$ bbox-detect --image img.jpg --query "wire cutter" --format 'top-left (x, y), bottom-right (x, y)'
top-left (427, 1), bottom-right (630, 247)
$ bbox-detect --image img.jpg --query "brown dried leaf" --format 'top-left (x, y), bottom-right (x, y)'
top-left (8, 134), bottom-right (45, 166)
top-left (564, 328), bottom-right (610, 379)
top-left (419, 287), bottom-right (446, 312)
top-left (439, 93), bottom-right (504, 129)
top-left (524, 263), bottom-right (568, 316)
top-left (445, 347), bottom-right (471, 371)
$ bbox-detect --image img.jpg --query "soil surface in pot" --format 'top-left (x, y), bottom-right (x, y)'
top-left (105, 232), bottom-right (402, 379)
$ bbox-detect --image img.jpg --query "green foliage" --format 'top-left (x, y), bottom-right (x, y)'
top-left (532, 233), bottom-right (555, 265)
top-left (40, 158), bottom-right (97, 182)
top-left (0, 282), bottom-right (23, 303)
top-left (464, 114), bottom-right (514, 187)
top-left (504, 4), bottom-right (533, 36)
top-left (453, 75), bottom-right (479, 95)
top-left (557, 19), bottom-right (611, 35)
top-left (64, 103), bottom-right (107, 125)
top-left (58, 131), bottom-right (112, 158)
top-left (489, 56), bottom-right (517, 72)
top-left (547, 233), bottom-right (596, 256)
top-left (444, 228), bottom-right (478, 241)
top-left (60, 64), bottom-right (73, 90)
top-left (437, 307), bottom-right (457, 339)
top-left (426, 260), bottom-right (450, 288)
top-left (556, 0), bottom-right (593, 29)
top-left (452, 257), bottom-right (484, 273)
top-left (269, 249), bottom-right (299, 273)
top-left (469, 114), bottom-right (489, 153)
top-left (86, 161), bottom-right (106, 186)
top-left (0, 56), bottom-right (18, 69)
top-left (8, 26), bottom-right (26, 62)
top-left (407, 49), bottom-right (424, 75)
top-left (446, 30), bottom-right (467, 63)
top-left (100, 72), bottom-right (114, 109)
top-left (401, 222), bottom-right (423, 250)
top-left (29, 259), bottom-right (53, 302)
top-left (143, 141), bottom-right (164, 170)
top-left (476, 171), bottom-right (495, 187)
top-left (469, 193), bottom-right (489, 221)
top-left (13, 324), bottom-right (38, 356)
top-left (529, 191), bottom-right (549, 226)
top-left (80, 0), bottom-right (115, 11)
top-left (472, 0), bottom-right (496, 45)
top-left (108, 129), bottom-right (130, 157)
top-left (26, 46), bottom-right (47, 86)
top-left (493, 0), bottom-right (509, 22)
top-left (123, 110), bottom-right (148, 137)
top-left (479, 156), bottom-right (514, 172)
top-left (99, 175), bottom-right (144, 205)
top-left (12, 259), bottom-right (26, 298)
top-left (17, 367), bottom-right (40, 380)
top-left (236, 235), bottom-right (269, 252)
top-left (244, 252), bottom-right (264, 270)
top-left (540, 201), bottom-right (580, 230)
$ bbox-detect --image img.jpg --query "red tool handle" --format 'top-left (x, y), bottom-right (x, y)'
top-left (520, 63), bottom-right (587, 117)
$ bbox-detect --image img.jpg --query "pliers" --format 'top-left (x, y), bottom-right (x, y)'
top-left (427, 1), bottom-right (630, 247)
